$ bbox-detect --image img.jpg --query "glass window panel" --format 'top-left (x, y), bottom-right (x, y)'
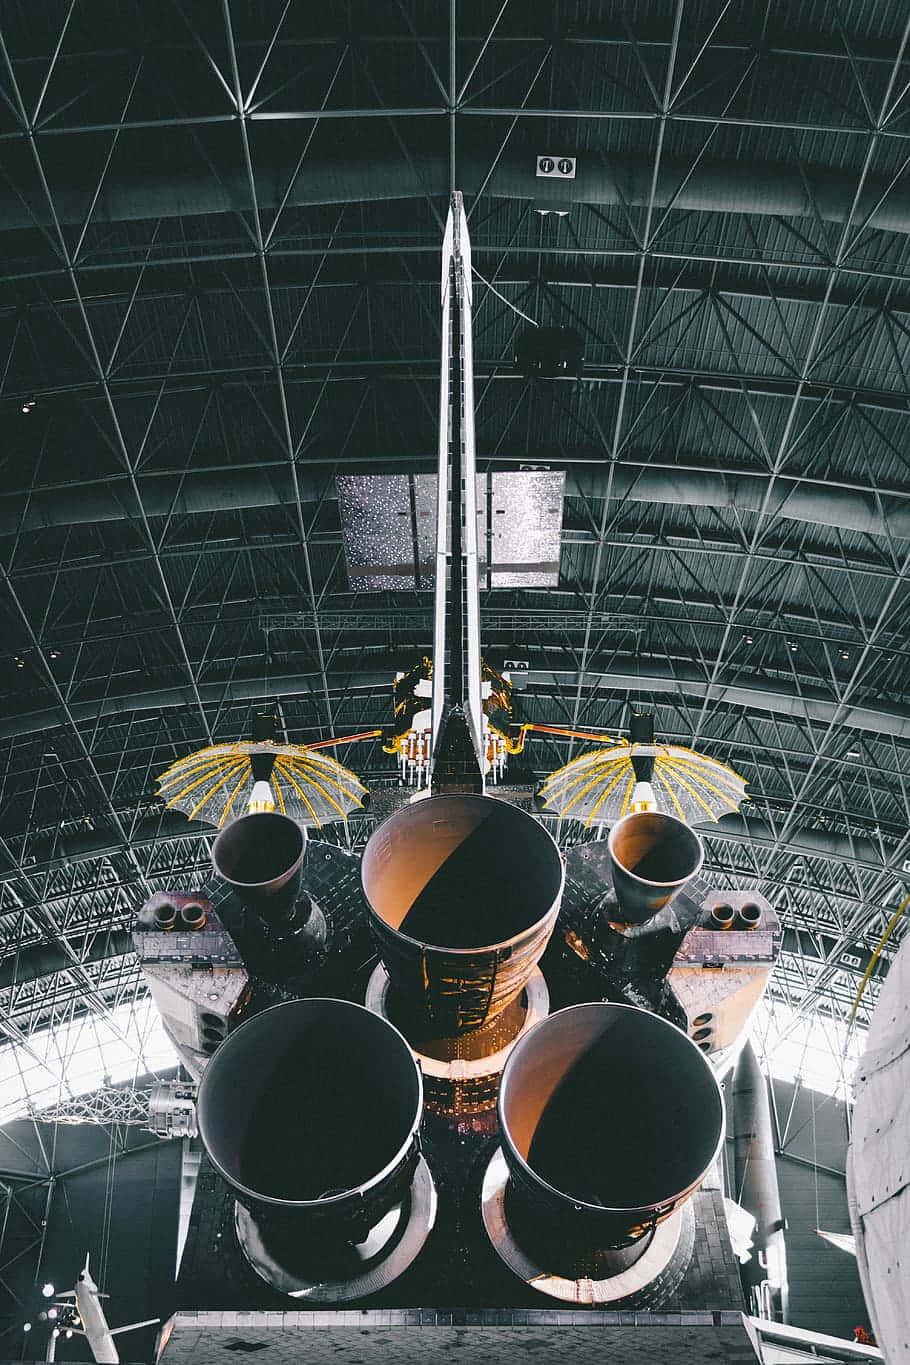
top-left (0, 1001), bottom-right (178, 1126)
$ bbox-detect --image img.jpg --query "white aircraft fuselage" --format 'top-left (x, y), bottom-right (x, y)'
top-left (73, 1266), bottom-right (119, 1364)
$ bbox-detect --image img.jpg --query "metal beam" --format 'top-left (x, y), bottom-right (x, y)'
top-left (5, 148), bottom-right (910, 235)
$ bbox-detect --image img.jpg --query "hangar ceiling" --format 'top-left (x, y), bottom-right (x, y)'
top-left (0, 0), bottom-right (907, 1106)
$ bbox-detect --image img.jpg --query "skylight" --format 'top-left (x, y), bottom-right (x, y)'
top-left (0, 999), bottom-right (178, 1127)
top-left (752, 995), bottom-right (867, 1101)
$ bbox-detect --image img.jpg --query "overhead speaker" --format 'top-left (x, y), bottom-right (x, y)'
top-left (514, 326), bottom-right (584, 378)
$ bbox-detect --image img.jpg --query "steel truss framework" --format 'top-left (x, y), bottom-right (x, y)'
top-left (0, 0), bottom-right (906, 1125)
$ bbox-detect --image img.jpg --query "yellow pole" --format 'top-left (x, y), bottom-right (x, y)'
top-left (848, 891), bottom-right (910, 1026)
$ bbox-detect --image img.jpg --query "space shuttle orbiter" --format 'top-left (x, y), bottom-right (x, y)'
top-left (427, 192), bottom-right (486, 793)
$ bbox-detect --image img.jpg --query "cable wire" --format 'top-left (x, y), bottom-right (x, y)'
top-left (471, 266), bottom-right (539, 326)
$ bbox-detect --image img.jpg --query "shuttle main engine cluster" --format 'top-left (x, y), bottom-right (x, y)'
top-left (138, 793), bottom-right (779, 1309)
top-left (143, 197), bottom-right (780, 1333)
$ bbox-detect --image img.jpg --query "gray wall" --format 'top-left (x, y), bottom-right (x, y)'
top-left (771, 1078), bottom-right (868, 1341)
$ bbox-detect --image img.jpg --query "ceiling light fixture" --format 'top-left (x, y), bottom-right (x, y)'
top-left (536, 155), bottom-right (576, 179)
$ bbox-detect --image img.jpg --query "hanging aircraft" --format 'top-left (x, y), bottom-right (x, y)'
top-left (32, 1254), bottom-right (158, 1364)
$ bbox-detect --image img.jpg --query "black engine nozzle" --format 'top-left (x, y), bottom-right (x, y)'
top-left (196, 998), bottom-right (429, 1298)
top-left (607, 811), bottom-right (704, 926)
top-left (211, 811), bottom-right (306, 928)
top-left (497, 1003), bottom-right (724, 1256)
top-left (361, 794), bottom-right (564, 1034)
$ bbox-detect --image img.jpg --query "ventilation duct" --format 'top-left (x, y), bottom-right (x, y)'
top-left (0, 930), bottom-right (134, 991)
top-left (2, 462), bottom-right (904, 544)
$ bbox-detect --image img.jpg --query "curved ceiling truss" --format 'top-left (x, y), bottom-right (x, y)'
top-left (0, 0), bottom-right (907, 1094)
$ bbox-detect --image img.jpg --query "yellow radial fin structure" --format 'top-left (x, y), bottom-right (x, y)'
top-left (539, 740), bottom-right (747, 827)
top-left (155, 739), bottom-right (369, 828)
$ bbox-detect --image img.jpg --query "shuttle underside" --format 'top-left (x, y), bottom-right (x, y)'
top-left (141, 793), bottom-right (777, 1365)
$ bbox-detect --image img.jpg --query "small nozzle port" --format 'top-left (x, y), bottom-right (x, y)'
top-left (179, 903), bottom-right (207, 930)
top-left (200, 1012), bottom-right (226, 1031)
top-left (693, 1026), bottom-right (713, 1042)
top-left (738, 902), bottom-right (762, 929)
top-left (154, 901), bottom-right (177, 930)
top-left (697, 1041), bottom-right (713, 1052)
top-left (710, 903), bottom-right (735, 929)
top-left (693, 1012), bottom-right (714, 1027)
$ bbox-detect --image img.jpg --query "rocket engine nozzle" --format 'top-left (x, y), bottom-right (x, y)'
top-left (607, 810), bottom-right (704, 925)
top-left (497, 1003), bottom-right (724, 1256)
top-left (211, 811), bottom-right (306, 927)
top-left (361, 794), bottom-right (564, 1034)
top-left (196, 998), bottom-right (428, 1297)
